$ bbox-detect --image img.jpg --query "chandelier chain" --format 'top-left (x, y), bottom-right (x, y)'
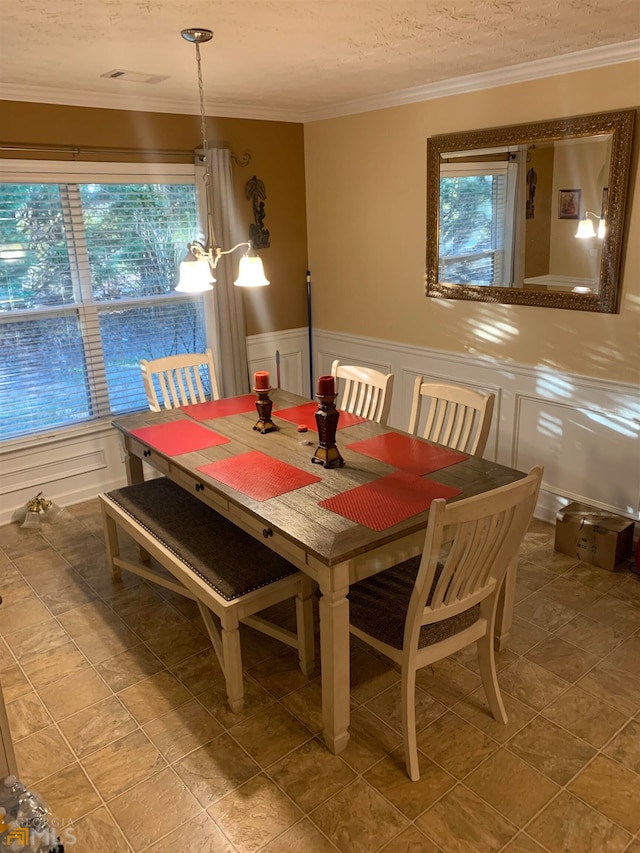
top-left (195, 42), bottom-right (208, 155)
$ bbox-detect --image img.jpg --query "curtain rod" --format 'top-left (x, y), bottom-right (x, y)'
top-left (0, 142), bottom-right (191, 158)
top-left (0, 142), bottom-right (252, 165)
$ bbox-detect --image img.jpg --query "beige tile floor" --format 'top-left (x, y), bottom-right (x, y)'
top-left (1, 501), bottom-right (639, 852)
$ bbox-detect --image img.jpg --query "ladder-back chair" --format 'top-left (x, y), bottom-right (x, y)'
top-left (348, 465), bottom-right (543, 780)
top-left (140, 349), bottom-right (220, 412)
top-left (408, 378), bottom-right (495, 456)
top-left (331, 359), bottom-right (394, 426)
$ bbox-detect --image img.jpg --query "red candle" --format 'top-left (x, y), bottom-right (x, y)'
top-left (317, 375), bottom-right (335, 396)
top-left (254, 371), bottom-right (270, 390)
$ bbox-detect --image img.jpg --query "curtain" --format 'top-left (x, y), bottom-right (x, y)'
top-left (510, 147), bottom-right (528, 288)
top-left (198, 147), bottom-right (250, 397)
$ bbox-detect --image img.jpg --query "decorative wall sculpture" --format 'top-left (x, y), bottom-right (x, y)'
top-left (246, 175), bottom-right (270, 249)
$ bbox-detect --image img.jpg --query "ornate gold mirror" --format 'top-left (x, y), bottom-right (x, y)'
top-left (426, 109), bottom-right (635, 312)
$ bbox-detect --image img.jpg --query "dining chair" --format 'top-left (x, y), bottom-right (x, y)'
top-left (407, 378), bottom-right (495, 456)
top-left (348, 464), bottom-right (543, 781)
top-left (140, 348), bottom-right (220, 412)
top-left (330, 359), bottom-right (394, 426)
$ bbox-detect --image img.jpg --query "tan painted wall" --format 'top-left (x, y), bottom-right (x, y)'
top-left (549, 139), bottom-right (609, 280)
top-left (524, 145), bottom-right (553, 278)
top-left (304, 64), bottom-right (639, 383)
top-left (0, 101), bottom-right (309, 336)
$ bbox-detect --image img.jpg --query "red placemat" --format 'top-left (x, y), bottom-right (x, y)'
top-left (197, 450), bottom-right (321, 501)
top-left (319, 471), bottom-right (462, 531)
top-left (181, 395), bottom-right (259, 421)
top-left (274, 402), bottom-right (366, 431)
top-left (347, 432), bottom-right (467, 475)
top-left (131, 421), bottom-right (230, 456)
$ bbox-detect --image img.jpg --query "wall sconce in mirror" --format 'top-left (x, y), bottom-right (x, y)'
top-left (426, 109), bottom-right (636, 313)
top-left (575, 211), bottom-right (606, 239)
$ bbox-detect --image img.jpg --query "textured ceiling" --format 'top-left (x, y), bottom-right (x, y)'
top-left (1, 1), bottom-right (639, 121)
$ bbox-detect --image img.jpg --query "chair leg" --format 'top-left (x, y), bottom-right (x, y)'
top-left (477, 629), bottom-right (508, 724)
top-left (296, 576), bottom-right (316, 676)
top-left (220, 613), bottom-right (244, 713)
top-left (401, 665), bottom-right (420, 781)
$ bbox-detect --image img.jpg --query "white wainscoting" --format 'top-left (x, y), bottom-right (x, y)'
top-left (0, 422), bottom-right (126, 526)
top-left (1, 325), bottom-right (638, 531)
top-left (246, 326), bottom-right (311, 399)
top-left (315, 328), bottom-right (640, 526)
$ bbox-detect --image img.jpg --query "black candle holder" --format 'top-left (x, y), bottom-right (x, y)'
top-left (311, 393), bottom-right (344, 468)
top-left (253, 387), bottom-right (279, 434)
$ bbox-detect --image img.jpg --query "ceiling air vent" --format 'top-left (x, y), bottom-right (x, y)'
top-left (100, 70), bottom-right (169, 85)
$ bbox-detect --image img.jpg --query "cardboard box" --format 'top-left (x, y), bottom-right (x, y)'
top-left (555, 502), bottom-right (634, 571)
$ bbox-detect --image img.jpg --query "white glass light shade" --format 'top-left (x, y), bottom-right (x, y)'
top-left (575, 218), bottom-right (597, 239)
top-left (597, 218), bottom-right (606, 239)
top-left (234, 255), bottom-right (270, 287)
top-left (44, 501), bottom-right (65, 523)
top-left (20, 511), bottom-right (42, 529)
top-left (176, 255), bottom-right (215, 292)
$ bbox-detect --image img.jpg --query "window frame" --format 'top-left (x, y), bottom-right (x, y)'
top-left (438, 159), bottom-right (518, 288)
top-left (0, 159), bottom-right (215, 444)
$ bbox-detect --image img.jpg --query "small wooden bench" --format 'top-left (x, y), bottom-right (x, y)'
top-left (100, 477), bottom-right (315, 712)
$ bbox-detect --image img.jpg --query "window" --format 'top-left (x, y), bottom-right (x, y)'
top-left (0, 162), bottom-right (208, 442)
top-left (438, 159), bottom-right (517, 287)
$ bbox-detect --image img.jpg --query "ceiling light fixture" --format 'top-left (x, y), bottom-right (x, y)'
top-left (176, 28), bottom-right (269, 293)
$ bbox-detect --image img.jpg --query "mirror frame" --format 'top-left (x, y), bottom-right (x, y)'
top-left (426, 109), bottom-right (636, 313)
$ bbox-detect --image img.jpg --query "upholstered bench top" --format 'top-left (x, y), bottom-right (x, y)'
top-left (103, 477), bottom-right (298, 602)
top-left (348, 557), bottom-right (480, 650)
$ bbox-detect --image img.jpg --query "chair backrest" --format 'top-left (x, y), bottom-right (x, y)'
top-left (140, 349), bottom-right (220, 412)
top-left (331, 359), bottom-right (394, 426)
top-left (404, 465), bottom-right (543, 647)
top-left (407, 378), bottom-right (495, 456)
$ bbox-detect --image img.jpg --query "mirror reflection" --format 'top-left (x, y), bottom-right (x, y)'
top-left (426, 110), bottom-right (635, 313)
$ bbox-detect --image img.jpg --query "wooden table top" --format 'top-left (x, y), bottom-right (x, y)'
top-left (112, 390), bottom-right (525, 568)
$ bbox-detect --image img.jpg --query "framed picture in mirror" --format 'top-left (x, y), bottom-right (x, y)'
top-left (558, 189), bottom-right (581, 220)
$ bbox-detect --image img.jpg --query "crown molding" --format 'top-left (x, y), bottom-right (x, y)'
top-left (301, 40), bottom-right (640, 122)
top-left (1, 40), bottom-right (638, 125)
top-left (0, 86), bottom-right (305, 123)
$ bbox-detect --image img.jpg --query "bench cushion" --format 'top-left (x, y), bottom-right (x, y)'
top-left (103, 477), bottom-right (298, 601)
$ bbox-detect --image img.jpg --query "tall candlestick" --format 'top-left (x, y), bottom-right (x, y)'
top-left (317, 375), bottom-right (335, 397)
top-left (254, 371), bottom-right (270, 390)
top-left (312, 384), bottom-right (343, 469)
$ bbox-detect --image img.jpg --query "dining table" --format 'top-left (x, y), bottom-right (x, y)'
top-left (111, 388), bottom-right (525, 754)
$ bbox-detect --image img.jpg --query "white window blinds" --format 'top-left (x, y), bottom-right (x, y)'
top-left (438, 161), bottom-right (514, 286)
top-left (0, 163), bottom-right (208, 442)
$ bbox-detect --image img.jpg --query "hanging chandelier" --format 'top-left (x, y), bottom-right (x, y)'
top-left (176, 28), bottom-right (270, 293)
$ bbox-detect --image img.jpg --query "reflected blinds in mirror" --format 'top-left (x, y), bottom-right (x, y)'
top-left (439, 162), bottom-right (513, 287)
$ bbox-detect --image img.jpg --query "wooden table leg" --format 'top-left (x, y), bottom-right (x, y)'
top-left (124, 441), bottom-right (144, 485)
top-left (318, 567), bottom-right (351, 754)
top-left (495, 556), bottom-right (517, 651)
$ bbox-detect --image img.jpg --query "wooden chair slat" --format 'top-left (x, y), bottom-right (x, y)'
top-left (408, 377), bottom-right (495, 456)
top-left (140, 349), bottom-right (220, 412)
top-left (331, 359), bottom-right (394, 426)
